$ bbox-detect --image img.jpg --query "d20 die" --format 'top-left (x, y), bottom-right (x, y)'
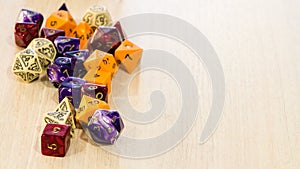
top-left (54, 36), bottom-right (80, 57)
top-left (87, 109), bottom-right (124, 144)
top-left (40, 28), bottom-right (65, 42)
top-left (12, 48), bottom-right (42, 83)
top-left (81, 83), bottom-right (108, 102)
top-left (82, 4), bottom-right (113, 31)
top-left (114, 39), bottom-right (143, 74)
top-left (47, 57), bottom-right (73, 87)
top-left (41, 123), bottom-right (71, 157)
top-left (83, 69), bottom-right (112, 93)
top-left (71, 22), bottom-right (94, 49)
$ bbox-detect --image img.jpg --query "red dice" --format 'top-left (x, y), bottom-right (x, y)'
top-left (41, 123), bottom-right (71, 157)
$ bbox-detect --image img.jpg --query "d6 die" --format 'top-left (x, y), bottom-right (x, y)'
top-left (82, 4), bottom-right (113, 31)
top-left (47, 57), bottom-right (73, 87)
top-left (40, 28), bottom-right (65, 42)
top-left (41, 123), bottom-right (71, 157)
top-left (71, 22), bottom-right (94, 49)
top-left (81, 83), bottom-right (108, 102)
top-left (54, 36), bottom-right (80, 57)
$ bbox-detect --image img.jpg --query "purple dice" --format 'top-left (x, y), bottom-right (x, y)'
top-left (87, 109), bottom-right (124, 144)
top-left (58, 77), bottom-right (86, 108)
top-left (47, 57), bottom-right (73, 87)
top-left (81, 83), bottom-right (108, 102)
top-left (87, 26), bottom-right (122, 54)
top-left (64, 50), bottom-right (90, 78)
top-left (40, 28), bottom-right (65, 43)
top-left (54, 36), bottom-right (80, 57)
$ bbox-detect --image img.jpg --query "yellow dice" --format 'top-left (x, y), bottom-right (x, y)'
top-left (70, 22), bottom-right (94, 49)
top-left (83, 50), bottom-right (107, 71)
top-left (83, 69), bottom-right (113, 93)
top-left (114, 39), bottom-right (143, 74)
top-left (82, 4), bottom-right (113, 30)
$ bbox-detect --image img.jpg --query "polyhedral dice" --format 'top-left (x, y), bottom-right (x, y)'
top-left (15, 9), bottom-right (44, 47)
top-left (83, 69), bottom-right (112, 93)
top-left (87, 109), bottom-right (124, 144)
top-left (41, 123), bottom-right (71, 157)
top-left (58, 77), bottom-right (86, 108)
top-left (47, 57), bottom-right (73, 87)
top-left (12, 48), bottom-right (42, 83)
top-left (83, 50), bottom-right (108, 71)
top-left (71, 22), bottom-right (94, 49)
top-left (28, 38), bottom-right (57, 69)
top-left (114, 39), bottom-right (143, 73)
top-left (81, 83), bottom-right (108, 102)
top-left (45, 4), bottom-right (77, 36)
top-left (54, 36), bottom-right (80, 57)
top-left (82, 4), bottom-right (113, 31)
top-left (40, 27), bottom-right (65, 42)
top-left (76, 95), bottom-right (110, 125)
top-left (87, 26), bottom-right (122, 54)
top-left (64, 50), bottom-right (89, 78)
top-left (113, 21), bottom-right (127, 41)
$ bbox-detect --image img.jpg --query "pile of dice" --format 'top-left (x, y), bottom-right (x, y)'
top-left (12, 4), bottom-right (143, 157)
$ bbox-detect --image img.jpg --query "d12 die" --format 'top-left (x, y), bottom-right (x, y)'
top-left (87, 26), bottom-right (122, 54)
top-left (47, 57), bottom-right (73, 87)
top-left (81, 83), bottom-right (108, 102)
top-left (40, 28), bottom-right (65, 42)
top-left (46, 4), bottom-right (77, 36)
top-left (41, 123), bottom-right (71, 157)
top-left (64, 50), bottom-right (89, 78)
top-left (83, 50), bottom-right (108, 71)
top-left (71, 22), bottom-right (94, 49)
top-left (115, 39), bottom-right (143, 73)
top-left (58, 77), bottom-right (86, 108)
top-left (82, 4), bottom-right (113, 31)
top-left (83, 69), bottom-right (112, 93)
top-left (54, 36), bottom-right (80, 57)
top-left (28, 38), bottom-right (57, 69)
top-left (87, 109), bottom-right (124, 144)
top-left (12, 48), bottom-right (42, 83)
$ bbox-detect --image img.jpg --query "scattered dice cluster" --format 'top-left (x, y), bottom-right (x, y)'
top-left (12, 3), bottom-right (143, 157)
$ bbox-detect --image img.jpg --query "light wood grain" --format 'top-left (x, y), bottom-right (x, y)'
top-left (0, 0), bottom-right (299, 169)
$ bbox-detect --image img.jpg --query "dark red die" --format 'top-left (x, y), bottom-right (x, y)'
top-left (40, 28), bottom-right (65, 43)
top-left (41, 123), bottom-right (71, 157)
top-left (113, 21), bottom-right (127, 41)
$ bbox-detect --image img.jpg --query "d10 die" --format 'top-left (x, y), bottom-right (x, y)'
top-left (64, 50), bottom-right (90, 78)
top-left (28, 38), bottom-right (57, 69)
top-left (115, 39), bottom-right (143, 74)
top-left (83, 70), bottom-right (112, 93)
top-left (58, 77), bottom-right (86, 108)
top-left (83, 50), bottom-right (109, 71)
top-left (81, 83), bottom-right (108, 102)
top-left (76, 95), bottom-right (110, 125)
top-left (41, 123), bottom-right (71, 157)
top-left (54, 36), bottom-right (80, 57)
top-left (47, 57), bottom-right (73, 87)
top-left (82, 4), bottom-right (113, 31)
top-left (87, 26), bottom-right (122, 54)
top-left (87, 109), bottom-right (124, 144)
top-left (40, 28), bottom-right (65, 42)
top-left (12, 48), bottom-right (42, 83)
top-left (45, 4), bottom-right (76, 36)
top-left (71, 22), bottom-right (94, 49)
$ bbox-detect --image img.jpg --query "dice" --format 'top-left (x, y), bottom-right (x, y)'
top-left (83, 50), bottom-right (109, 71)
top-left (81, 83), bottom-right (108, 102)
top-left (54, 36), bottom-right (80, 57)
top-left (41, 123), bottom-right (71, 157)
top-left (82, 4), bottom-right (113, 31)
top-left (64, 50), bottom-right (89, 78)
top-left (28, 38), bottom-right (57, 69)
top-left (47, 57), bottom-right (73, 87)
top-left (15, 9), bottom-right (44, 47)
top-left (12, 48), bottom-right (42, 83)
top-left (87, 109), bottom-right (124, 144)
top-left (83, 70), bottom-right (112, 93)
top-left (71, 22), bottom-right (94, 49)
top-left (113, 21), bottom-right (127, 41)
top-left (45, 4), bottom-right (76, 36)
top-left (87, 26), bottom-right (122, 54)
top-left (115, 39), bottom-right (143, 73)
top-left (40, 28), bottom-right (65, 42)
top-left (58, 77), bottom-right (86, 108)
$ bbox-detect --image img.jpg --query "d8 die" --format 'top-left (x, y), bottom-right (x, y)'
top-left (54, 36), bottom-right (80, 57)
top-left (87, 109), bottom-right (124, 144)
top-left (83, 69), bottom-right (112, 93)
top-left (28, 38), bottom-right (57, 69)
top-left (81, 83), bottom-right (108, 102)
top-left (47, 57), bottom-right (73, 87)
top-left (58, 77), bottom-right (86, 108)
top-left (83, 50), bottom-right (109, 71)
top-left (115, 39), bottom-right (143, 73)
top-left (40, 28), bottom-right (65, 42)
top-left (82, 4), bottom-right (113, 31)
top-left (12, 48), bottom-right (42, 83)
top-left (14, 9), bottom-right (43, 47)
top-left (64, 50), bottom-right (89, 78)
top-left (41, 123), bottom-right (71, 157)
top-left (87, 26), bottom-right (122, 54)
top-left (71, 22), bottom-right (94, 49)
top-left (46, 4), bottom-right (77, 36)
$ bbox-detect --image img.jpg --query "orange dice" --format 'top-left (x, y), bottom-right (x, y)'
top-left (83, 69), bottom-right (113, 93)
top-left (71, 22), bottom-right (94, 49)
top-left (83, 50), bottom-right (107, 70)
top-left (46, 6), bottom-right (76, 37)
top-left (115, 39), bottom-right (143, 74)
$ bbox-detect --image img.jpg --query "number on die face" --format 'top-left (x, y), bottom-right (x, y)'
top-left (71, 22), bottom-right (94, 49)
top-left (83, 69), bottom-right (112, 93)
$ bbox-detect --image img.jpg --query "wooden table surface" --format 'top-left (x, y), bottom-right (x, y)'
top-left (0, 0), bottom-right (299, 169)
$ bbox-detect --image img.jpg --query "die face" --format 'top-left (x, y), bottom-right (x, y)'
top-left (64, 50), bottom-right (90, 78)
top-left (41, 123), bottom-right (70, 157)
top-left (47, 57), bottom-right (73, 87)
top-left (87, 26), bottom-right (122, 54)
top-left (71, 22), bottom-right (94, 49)
top-left (83, 4), bottom-right (113, 31)
top-left (46, 10), bottom-right (77, 36)
top-left (104, 110), bottom-right (124, 133)
top-left (99, 53), bottom-right (118, 74)
top-left (44, 111), bottom-right (70, 124)
top-left (81, 83), bottom-right (108, 102)
top-left (17, 9), bottom-right (44, 28)
top-left (113, 21), bottom-right (127, 41)
top-left (41, 28), bottom-right (65, 42)
top-left (14, 22), bottom-right (39, 47)
top-left (83, 70), bottom-right (112, 93)
top-left (83, 50), bottom-right (107, 71)
top-left (54, 36), bottom-right (80, 56)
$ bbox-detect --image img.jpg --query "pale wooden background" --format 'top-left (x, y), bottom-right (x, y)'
top-left (0, 0), bottom-right (299, 169)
